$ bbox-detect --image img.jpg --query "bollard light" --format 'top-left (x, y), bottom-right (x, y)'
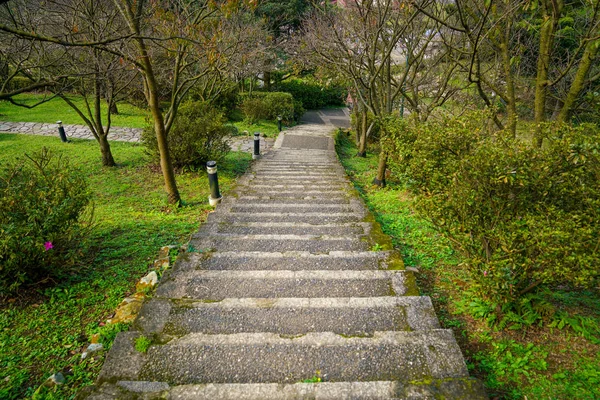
top-left (253, 132), bottom-right (261, 160)
top-left (277, 115), bottom-right (282, 132)
top-left (206, 161), bottom-right (222, 206)
top-left (57, 121), bottom-right (68, 143)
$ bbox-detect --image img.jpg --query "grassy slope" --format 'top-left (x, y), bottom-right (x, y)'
top-left (0, 134), bottom-right (251, 399)
top-left (335, 131), bottom-right (600, 400)
top-left (0, 93), bottom-right (149, 128)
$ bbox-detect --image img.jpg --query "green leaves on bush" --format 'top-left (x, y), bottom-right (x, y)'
top-left (240, 92), bottom-right (296, 124)
top-left (142, 101), bottom-right (231, 169)
top-left (0, 148), bottom-right (91, 293)
top-left (274, 78), bottom-right (347, 110)
top-left (385, 112), bottom-right (600, 306)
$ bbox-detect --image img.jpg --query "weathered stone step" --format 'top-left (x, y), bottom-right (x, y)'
top-left (252, 170), bottom-right (340, 175)
top-left (135, 297), bottom-right (439, 336)
top-left (232, 197), bottom-right (349, 205)
top-left (244, 184), bottom-right (347, 191)
top-left (155, 270), bottom-right (407, 299)
top-left (227, 204), bottom-right (355, 214)
top-left (101, 330), bottom-right (471, 385)
top-left (190, 235), bottom-right (369, 253)
top-left (98, 379), bottom-right (487, 399)
top-left (207, 212), bottom-right (364, 224)
top-left (174, 251), bottom-right (393, 272)
top-left (210, 222), bottom-right (367, 236)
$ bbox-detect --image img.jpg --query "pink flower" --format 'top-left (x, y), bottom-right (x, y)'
top-left (44, 242), bottom-right (53, 251)
top-left (483, 271), bottom-right (488, 277)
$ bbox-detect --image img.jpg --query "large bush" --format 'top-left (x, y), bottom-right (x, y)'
top-left (385, 113), bottom-right (600, 305)
top-left (240, 92), bottom-right (296, 124)
top-left (274, 79), bottom-right (347, 110)
top-left (0, 149), bottom-right (91, 293)
top-left (142, 101), bottom-right (230, 169)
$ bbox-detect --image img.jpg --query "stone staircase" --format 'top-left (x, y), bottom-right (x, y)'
top-left (83, 125), bottom-right (487, 399)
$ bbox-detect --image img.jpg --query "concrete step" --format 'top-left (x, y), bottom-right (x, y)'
top-left (155, 270), bottom-right (407, 299)
top-left (235, 194), bottom-right (350, 202)
top-left (232, 197), bottom-right (350, 204)
top-left (206, 212), bottom-right (364, 224)
top-left (99, 330), bottom-right (471, 385)
top-left (174, 251), bottom-right (394, 272)
top-left (226, 204), bottom-right (356, 213)
top-left (135, 296), bottom-right (440, 336)
top-left (95, 379), bottom-right (487, 399)
top-left (210, 222), bottom-right (368, 236)
top-left (242, 184), bottom-right (347, 191)
top-left (189, 234), bottom-right (369, 253)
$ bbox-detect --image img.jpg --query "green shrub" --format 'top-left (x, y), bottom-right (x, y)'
top-left (142, 101), bottom-right (230, 169)
top-left (385, 112), bottom-right (600, 305)
top-left (240, 92), bottom-right (296, 124)
top-left (274, 79), bottom-right (346, 110)
top-left (241, 97), bottom-right (268, 124)
top-left (0, 149), bottom-right (91, 293)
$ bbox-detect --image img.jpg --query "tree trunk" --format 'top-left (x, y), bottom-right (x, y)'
top-left (264, 70), bottom-right (271, 91)
top-left (357, 110), bottom-right (368, 157)
top-left (372, 150), bottom-right (388, 187)
top-left (110, 102), bottom-right (119, 115)
top-left (500, 12), bottom-right (517, 138)
top-left (136, 41), bottom-right (181, 204)
top-left (534, 1), bottom-right (562, 146)
top-left (99, 134), bottom-right (116, 167)
top-left (557, 38), bottom-right (599, 123)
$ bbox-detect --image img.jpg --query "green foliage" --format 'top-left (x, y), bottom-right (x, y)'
top-left (134, 335), bottom-right (152, 353)
top-left (274, 78), bottom-right (346, 110)
top-left (142, 101), bottom-right (230, 169)
top-left (385, 112), bottom-right (600, 306)
top-left (0, 134), bottom-right (252, 399)
top-left (0, 148), bottom-right (91, 293)
top-left (474, 340), bottom-right (548, 391)
top-left (240, 92), bottom-right (296, 124)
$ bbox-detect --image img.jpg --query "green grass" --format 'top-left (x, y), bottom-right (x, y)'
top-left (335, 131), bottom-right (600, 400)
top-left (0, 93), bottom-right (149, 128)
top-left (0, 133), bottom-right (251, 399)
top-left (231, 119), bottom-right (281, 138)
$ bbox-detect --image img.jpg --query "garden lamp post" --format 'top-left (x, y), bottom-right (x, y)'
top-left (253, 132), bottom-right (261, 160)
top-left (57, 121), bottom-right (68, 143)
top-left (277, 115), bottom-right (282, 132)
top-left (206, 161), bottom-right (222, 206)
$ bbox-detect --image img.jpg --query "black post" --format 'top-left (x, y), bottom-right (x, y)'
top-left (57, 121), bottom-right (68, 143)
top-left (277, 115), bottom-right (282, 132)
top-left (206, 161), bottom-right (222, 206)
top-left (253, 132), bottom-right (260, 160)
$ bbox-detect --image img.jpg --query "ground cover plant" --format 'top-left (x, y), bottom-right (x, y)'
top-left (0, 94), bottom-right (148, 129)
top-left (0, 133), bottom-right (251, 399)
top-left (336, 130), bottom-right (600, 399)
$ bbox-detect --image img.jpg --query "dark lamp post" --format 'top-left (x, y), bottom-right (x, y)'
top-left (253, 132), bottom-right (261, 160)
top-left (277, 115), bottom-right (282, 132)
top-left (206, 161), bottom-right (222, 206)
top-left (57, 121), bottom-right (68, 143)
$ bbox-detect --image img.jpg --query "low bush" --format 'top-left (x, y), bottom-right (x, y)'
top-left (0, 148), bottom-right (91, 293)
top-left (142, 101), bottom-right (230, 169)
top-left (274, 79), bottom-right (346, 110)
top-left (384, 112), bottom-right (600, 306)
top-left (240, 92), bottom-right (296, 124)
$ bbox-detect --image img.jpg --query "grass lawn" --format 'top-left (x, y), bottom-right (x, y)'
top-left (0, 93), bottom-right (149, 128)
top-left (335, 131), bottom-right (600, 400)
top-left (0, 134), bottom-right (252, 399)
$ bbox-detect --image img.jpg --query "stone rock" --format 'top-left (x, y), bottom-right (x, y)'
top-left (82, 343), bottom-right (104, 360)
top-left (44, 372), bottom-right (66, 387)
top-left (108, 293), bottom-right (145, 324)
top-left (153, 257), bottom-right (169, 270)
top-left (136, 271), bottom-right (159, 292)
top-left (158, 246), bottom-right (170, 259)
top-left (406, 267), bottom-right (420, 273)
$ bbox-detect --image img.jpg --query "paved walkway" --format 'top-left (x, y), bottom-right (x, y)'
top-left (0, 120), bottom-right (274, 154)
top-left (81, 110), bottom-right (486, 399)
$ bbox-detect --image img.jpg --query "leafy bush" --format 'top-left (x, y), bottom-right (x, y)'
top-left (0, 149), bottom-right (91, 293)
top-left (385, 112), bottom-right (600, 305)
top-left (274, 79), bottom-right (347, 110)
top-left (241, 96), bottom-right (268, 124)
top-left (142, 101), bottom-right (230, 169)
top-left (240, 92), bottom-right (296, 124)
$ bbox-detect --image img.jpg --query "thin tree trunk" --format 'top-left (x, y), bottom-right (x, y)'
top-left (264, 71), bottom-right (271, 91)
top-left (357, 110), bottom-right (368, 157)
top-left (534, 0), bottom-right (562, 146)
top-left (500, 10), bottom-right (517, 138)
top-left (557, 38), bottom-right (599, 122)
top-left (372, 150), bottom-right (388, 187)
top-left (110, 102), bottom-right (119, 115)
